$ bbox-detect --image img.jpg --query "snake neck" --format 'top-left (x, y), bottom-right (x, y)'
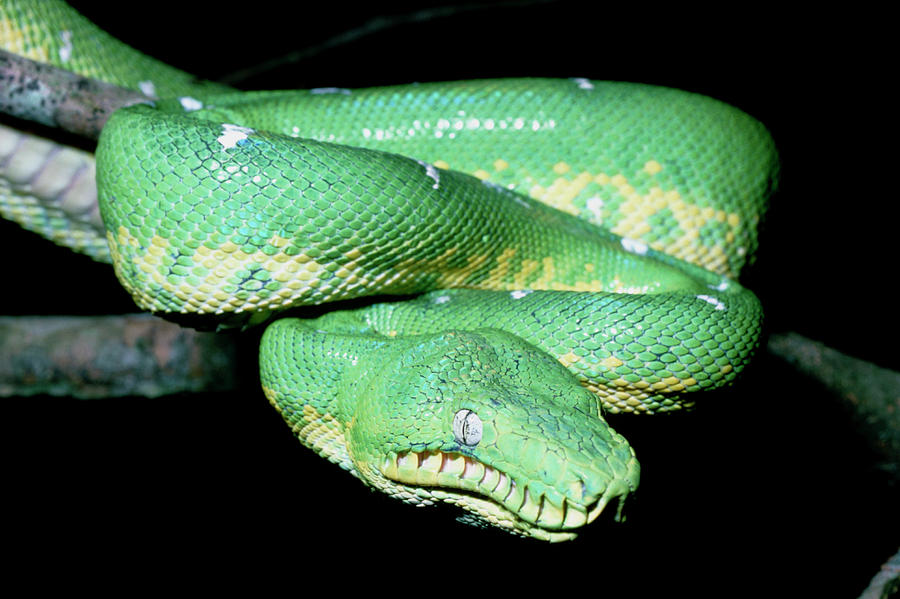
top-left (259, 319), bottom-right (388, 474)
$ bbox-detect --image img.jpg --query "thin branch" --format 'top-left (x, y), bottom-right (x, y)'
top-left (857, 546), bottom-right (900, 599)
top-left (0, 49), bottom-right (148, 139)
top-left (218, 0), bottom-right (555, 86)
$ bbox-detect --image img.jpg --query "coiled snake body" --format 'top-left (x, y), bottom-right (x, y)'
top-left (0, 0), bottom-right (777, 541)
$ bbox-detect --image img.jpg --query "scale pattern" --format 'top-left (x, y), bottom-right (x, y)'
top-left (0, 0), bottom-right (779, 541)
top-left (183, 80), bottom-right (778, 279)
top-left (97, 103), bottom-right (750, 321)
top-left (321, 287), bottom-right (762, 414)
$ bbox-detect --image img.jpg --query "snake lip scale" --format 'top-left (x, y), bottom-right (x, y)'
top-left (376, 449), bottom-right (614, 541)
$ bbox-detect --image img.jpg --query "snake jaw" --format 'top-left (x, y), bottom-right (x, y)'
top-left (368, 448), bottom-right (624, 541)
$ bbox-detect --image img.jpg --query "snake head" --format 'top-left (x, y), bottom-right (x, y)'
top-left (332, 328), bottom-right (640, 542)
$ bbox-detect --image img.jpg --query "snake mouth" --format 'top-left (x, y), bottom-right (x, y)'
top-left (378, 450), bottom-right (614, 539)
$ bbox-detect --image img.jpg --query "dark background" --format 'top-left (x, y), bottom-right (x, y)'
top-left (2, 1), bottom-right (896, 594)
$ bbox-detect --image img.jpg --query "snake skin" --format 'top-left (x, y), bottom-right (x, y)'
top-left (0, 0), bottom-right (777, 541)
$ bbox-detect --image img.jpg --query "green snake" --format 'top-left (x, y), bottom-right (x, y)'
top-left (0, 1), bottom-right (778, 541)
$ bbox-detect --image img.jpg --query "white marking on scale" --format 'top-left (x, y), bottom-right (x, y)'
top-left (482, 179), bottom-right (531, 208)
top-left (217, 123), bottom-right (255, 150)
top-left (433, 295), bottom-right (451, 304)
top-left (696, 294), bottom-right (726, 311)
top-left (510, 290), bottom-right (533, 299)
top-left (621, 237), bottom-right (649, 255)
top-left (709, 278), bottom-right (730, 292)
top-left (586, 197), bottom-right (604, 220)
top-left (138, 80), bottom-right (157, 98)
top-left (179, 96), bottom-right (204, 111)
top-left (309, 87), bottom-right (352, 95)
top-left (58, 30), bottom-right (73, 62)
top-left (417, 160), bottom-right (440, 189)
top-left (571, 77), bottom-right (595, 90)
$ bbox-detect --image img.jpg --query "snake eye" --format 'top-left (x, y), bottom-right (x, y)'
top-left (452, 409), bottom-right (482, 446)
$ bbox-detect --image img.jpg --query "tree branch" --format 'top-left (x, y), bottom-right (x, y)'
top-left (767, 332), bottom-right (900, 472)
top-left (218, 0), bottom-right (555, 86)
top-left (0, 49), bottom-right (148, 139)
top-left (0, 315), bottom-right (239, 399)
top-left (857, 546), bottom-right (900, 599)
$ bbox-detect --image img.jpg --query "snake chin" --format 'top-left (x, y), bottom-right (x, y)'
top-left (369, 449), bottom-right (618, 542)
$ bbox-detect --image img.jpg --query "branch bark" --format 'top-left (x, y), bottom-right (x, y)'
top-left (857, 546), bottom-right (900, 599)
top-left (0, 49), bottom-right (148, 139)
top-left (767, 331), bottom-right (900, 472)
top-left (0, 314), bottom-right (239, 398)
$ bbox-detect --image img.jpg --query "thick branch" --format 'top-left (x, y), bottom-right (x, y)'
top-left (767, 332), bottom-right (900, 471)
top-left (0, 314), bottom-right (239, 398)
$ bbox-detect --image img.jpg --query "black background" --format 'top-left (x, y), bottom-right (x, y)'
top-left (2, 1), bottom-right (896, 594)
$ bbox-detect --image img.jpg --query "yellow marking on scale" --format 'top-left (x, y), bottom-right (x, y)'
top-left (558, 351), bottom-right (581, 368)
top-left (643, 160), bottom-right (663, 175)
top-left (559, 356), bottom-right (697, 413)
top-left (387, 245), bottom-right (496, 291)
top-left (552, 161), bottom-right (571, 175)
top-left (344, 247), bottom-right (362, 261)
top-left (540, 171), bottom-right (594, 215)
top-left (108, 228), bottom-right (376, 313)
top-left (261, 399), bottom-right (350, 466)
top-left (488, 247), bottom-right (517, 283)
top-left (529, 183), bottom-right (546, 200)
top-left (493, 158), bottom-right (509, 172)
top-left (601, 356), bottom-right (624, 369)
top-left (0, 18), bottom-right (50, 63)
top-left (512, 258), bottom-right (540, 288)
top-left (114, 225), bottom-right (139, 248)
top-left (541, 256), bottom-right (555, 282)
top-left (433, 160), bottom-right (450, 170)
top-left (589, 169), bottom-right (744, 277)
top-left (530, 159), bottom-right (735, 277)
top-left (580, 380), bottom-right (652, 414)
top-left (147, 234), bottom-right (169, 256)
top-left (503, 254), bottom-right (613, 293)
